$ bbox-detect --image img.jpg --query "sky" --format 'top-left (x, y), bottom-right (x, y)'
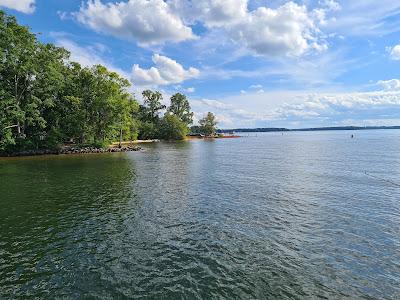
top-left (1, 0), bottom-right (400, 128)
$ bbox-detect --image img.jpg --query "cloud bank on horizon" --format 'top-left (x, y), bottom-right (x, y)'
top-left (1, 0), bottom-right (400, 128)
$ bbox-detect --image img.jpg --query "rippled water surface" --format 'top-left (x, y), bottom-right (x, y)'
top-left (1, 130), bottom-right (400, 299)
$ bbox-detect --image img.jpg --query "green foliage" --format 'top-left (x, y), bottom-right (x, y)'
top-left (0, 10), bottom-right (141, 152)
top-left (199, 112), bottom-right (217, 136)
top-left (0, 10), bottom-right (215, 151)
top-left (190, 125), bottom-right (202, 135)
top-left (140, 90), bottom-right (166, 122)
top-left (159, 114), bottom-right (189, 140)
top-left (138, 121), bottom-right (159, 140)
top-left (168, 93), bottom-right (193, 125)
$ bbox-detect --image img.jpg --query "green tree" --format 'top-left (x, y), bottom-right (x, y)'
top-left (167, 93), bottom-right (193, 125)
top-left (140, 90), bottom-right (166, 122)
top-left (189, 125), bottom-right (202, 134)
top-left (0, 11), bottom-right (41, 150)
top-left (159, 114), bottom-right (189, 140)
top-left (1, 10), bottom-right (205, 152)
top-left (199, 112), bottom-right (217, 136)
top-left (138, 121), bottom-right (159, 140)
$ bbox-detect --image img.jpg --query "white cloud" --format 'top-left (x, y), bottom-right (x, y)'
top-left (169, 0), bottom-right (248, 26)
top-left (173, 85), bottom-right (195, 93)
top-left (190, 84), bottom-right (400, 128)
top-left (249, 84), bottom-right (265, 93)
top-left (226, 2), bottom-right (325, 57)
top-left (55, 39), bottom-right (199, 92)
top-left (276, 91), bottom-right (400, 125)
top-left (0, 0), bottom-right (35, 13)
top-left (389, 44), bottom-right (400, 60)
top-left (319, 0), bottom-right (341, 12)
top-left (131, 54), bottom-right (199, 86)
top-left (75, 0), bottom-right (195, 45)
top-left (73, 0), bottom-right (326, 57)
top-left (191, 98), bottom-right (271, 128)
top-left (56, 39), bottom-right (106, 67)
top-left (377, 79), bottom-right (400, 91)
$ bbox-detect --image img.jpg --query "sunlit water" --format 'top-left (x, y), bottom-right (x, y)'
top-left (1, 130), bottom-right (400, 299)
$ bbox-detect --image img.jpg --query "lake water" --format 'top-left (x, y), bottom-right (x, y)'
top-left (1, 130), bottom-right (400, 299)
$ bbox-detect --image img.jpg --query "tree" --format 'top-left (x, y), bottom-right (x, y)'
top-left (189, 125), bottom-right (202, 134)
top-left (199, 112), bottom-right (217, 136)
top-left (138, 121), bottom-right (159, 140)
top-left (0, 10), bottom-right (142, 152)
top-left (0, 11), bottom-right (41, 149)
top-left (140, 90), bottom-right (166, 122)
top-left (0, 10), bottom-right (209, 152)
top-left (159, 114), bottom-right (189, 140)
top-left (167, 93), bottom-right (193, 125)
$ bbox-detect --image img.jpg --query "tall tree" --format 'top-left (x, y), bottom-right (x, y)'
top-left (167, 93), bottom-right (193, 125)
top-left (141, 90), bottom-right (165, 122)
top-left (0, 11), bottom-right (40, 149)
top-left (199, 112), bottom-right (217, 136)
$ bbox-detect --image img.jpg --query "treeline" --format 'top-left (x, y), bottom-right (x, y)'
top-left (0, 11), bottom-right (216, 153)
top-left (218, 126), bottom-right (400, 133)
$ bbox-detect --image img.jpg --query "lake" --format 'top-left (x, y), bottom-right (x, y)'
top-left (1, 130), bottom-right (400, 299)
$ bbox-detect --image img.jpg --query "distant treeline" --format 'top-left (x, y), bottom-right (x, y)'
top-left (218, 126), bottom-right (400, 133)
top-left (0, 10), bottom-right (216, 153)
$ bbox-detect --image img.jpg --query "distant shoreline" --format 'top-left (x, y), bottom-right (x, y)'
top-left (186, 135), bottom-right (240, 140)
top-left (218, 126), bottom-right (400, 133)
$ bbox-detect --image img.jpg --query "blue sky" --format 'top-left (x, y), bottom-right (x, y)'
top-left (2, 0), bottom-right (400, 128)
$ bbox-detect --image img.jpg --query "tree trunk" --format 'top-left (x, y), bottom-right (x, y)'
top-left (119, 127), bottom-right (123, 148)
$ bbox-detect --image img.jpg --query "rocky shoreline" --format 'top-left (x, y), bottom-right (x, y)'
top-left (0, 146), bottom-right (142, 157)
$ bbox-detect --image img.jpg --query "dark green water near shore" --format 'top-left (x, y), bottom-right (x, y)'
top-left (1, 131), bottom-right (400, 299)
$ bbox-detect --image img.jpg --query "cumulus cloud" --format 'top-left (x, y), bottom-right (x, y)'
top-left (169, 0), bottom-right (248, 26)
top-left (177, 1), bottom-right (326, 57)
top-left (0, 0), bottom-right (35, 13)
top-left (389, 44), bottom-right (400, 60)
top-left (72, 0), bottom-right (326, 57)
top-left (75, 0), bottom-right (195, 45)
top-left (131, 54), bottom-right (199, 86)
top-left (377, 79), bottom-right (400, 91)
top-left (224, 2), bottom-right (325, 57)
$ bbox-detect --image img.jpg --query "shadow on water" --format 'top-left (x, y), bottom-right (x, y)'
top-left (0, 153), bottom-right (138, 298)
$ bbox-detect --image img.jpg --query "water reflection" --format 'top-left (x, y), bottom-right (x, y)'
top-left (1, 132), bottom-right (400, 299)
top-left (0, 154), bottom-right (137, 297)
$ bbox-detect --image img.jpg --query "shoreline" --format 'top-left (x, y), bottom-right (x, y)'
top-left (0, 145), bottom-right (141, 158)
top-left (186, 135), bottom-right (241, 140)
top-left (109, 139), bottom-right (160, 147)
top-left (0, 137), bottom-right (240, 158)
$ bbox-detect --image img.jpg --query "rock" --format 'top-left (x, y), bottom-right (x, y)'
top-left (0, 144), bottom-right (142, 157)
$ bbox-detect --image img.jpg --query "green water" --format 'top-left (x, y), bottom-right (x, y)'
top-left (1, 131), bottom-right (400, 299)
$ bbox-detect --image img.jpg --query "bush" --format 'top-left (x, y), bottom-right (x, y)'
top-left (159, 114), bottom-right (189, 140)
top-left (138, 121), bottom-right (159, 140)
